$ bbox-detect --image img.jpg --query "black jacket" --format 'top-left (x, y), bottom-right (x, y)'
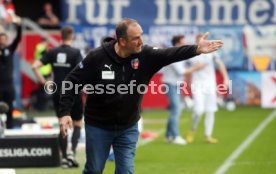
top-left (0, 25), bottom-right (22, 91)
top-left (59, 38), bottom-right (198, 130)
top-left (40, 44), bottom-right (83, 93)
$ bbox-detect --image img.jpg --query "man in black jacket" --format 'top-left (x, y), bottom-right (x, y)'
top-left (0, 16), bottom-right (22, 129)
top-left (58, 18), bottom-right (223, 174)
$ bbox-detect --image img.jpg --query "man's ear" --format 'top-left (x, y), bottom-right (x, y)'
top-left (119, 37), bottom-right (127, 47)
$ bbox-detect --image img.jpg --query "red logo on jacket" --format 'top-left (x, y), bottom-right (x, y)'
top-left (131, 58), bottom-right (139, 69)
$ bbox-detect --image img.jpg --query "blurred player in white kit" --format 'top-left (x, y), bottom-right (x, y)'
top-left (186, 34), bottom-right (229, 144)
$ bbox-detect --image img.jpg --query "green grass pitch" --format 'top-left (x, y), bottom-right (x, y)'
top-left (16, 106), bottom-right (276, 174)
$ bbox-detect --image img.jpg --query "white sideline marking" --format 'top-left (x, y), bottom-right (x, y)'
top-left (214, 109), bottom-right (276, 174)
top-left (137, 138), bottom-right (156, 147)
top-left (0, 169), bottom-right (16, 174)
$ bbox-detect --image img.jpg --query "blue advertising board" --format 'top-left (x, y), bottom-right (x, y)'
top-left (62, 0), bottom-right (276, 26)
top-left (228, 71), bottom-right (261, 105)
top-left (61, 0), bottom-right (276, 69)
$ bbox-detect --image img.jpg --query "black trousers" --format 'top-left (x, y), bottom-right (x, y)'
top-left (0, 89), bottom-right (15, 129)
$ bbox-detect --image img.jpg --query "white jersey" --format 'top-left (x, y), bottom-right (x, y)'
top-left (189, 53), bottom-right (218, 92)
top-left (161, 61), bottom-right (186, 85)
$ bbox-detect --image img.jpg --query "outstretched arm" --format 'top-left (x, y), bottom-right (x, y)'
top-left (9, 16), bottom-right (22, 53)
top-left (196, 32), bottom-right (223, 54)
top-left (146, 32), bottom-right (223, 74)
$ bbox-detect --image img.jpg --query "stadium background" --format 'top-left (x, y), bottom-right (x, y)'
top-left (10, 0), bottom-right (276, 110)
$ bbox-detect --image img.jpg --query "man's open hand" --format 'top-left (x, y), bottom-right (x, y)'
top-left (196, 32), bottom-right (223, 54)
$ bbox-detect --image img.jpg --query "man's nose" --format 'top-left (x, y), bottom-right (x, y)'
top-left (138, 37), bottom-right (143, 45)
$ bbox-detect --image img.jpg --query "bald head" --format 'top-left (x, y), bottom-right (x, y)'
top-left (115, 18), bottom-right (143, 56)
top-left (115, 18), bottom-right (139, 41)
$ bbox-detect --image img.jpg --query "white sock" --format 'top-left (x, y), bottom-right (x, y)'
top-left (192, 111), bottom-right (203, 131)
top-left (205, 112), bottom-right (215, 137)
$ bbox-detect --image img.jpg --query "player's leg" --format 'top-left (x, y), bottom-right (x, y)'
top-left (165, 84), bottom-right (184, 144)
top-left (71, 120), bottom-right (82, 155)
top-left (68, 95), bottom-right (83, 167)
top-left (53, 94), bottom-right (70, 167)
top-left (191, 110), bottom-right (203, 131)
top-left (204, 92), bottom-right (218, 144)
top-left (187, 92), bottom-right (204, 143)
top-left (205, 112), bottom-right (214, 137)
top-left (67, 119), bottom-right (82, 167)
top-left (191, 92), bottom-right (204, 131)
top-left (204, 111), bottom-right (218, 143)
top-left (1, 90), bottom-right (15, 129)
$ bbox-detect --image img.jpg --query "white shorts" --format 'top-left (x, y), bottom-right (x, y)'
top-left (193, 90), bottom-right (218, 114)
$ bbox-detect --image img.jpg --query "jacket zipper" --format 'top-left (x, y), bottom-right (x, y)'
top-left (122, 65), bottom-right (125, 82)
top-left (117, 65), bottom-right (125, 128)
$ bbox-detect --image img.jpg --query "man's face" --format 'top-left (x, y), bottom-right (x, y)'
top-left (0, 35), bottom-right (8, 49)
top-left (124, 23), bottom-right (143, 54)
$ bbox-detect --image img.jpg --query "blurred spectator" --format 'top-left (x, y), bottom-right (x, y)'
top-left (0, 0), bottom-right (7, 21)
top-left (185, 34), bottom-right (229, 144)
top-left (32, 38), bottom-right (52, 111)
top-left (0, 16), bottom-right (22, 129)
top-left (0, 1), bottom-right (5, 32)
top-left (34, 38), bottom-right (52, 76)
top-left (0, 0), bottom-right (15, 24)
top-left (38, 2), bottom-right (60, 29)
top-left (4, 0), bottom-right (14, 14)
top-left (162, 35), bottom-right (188, 145)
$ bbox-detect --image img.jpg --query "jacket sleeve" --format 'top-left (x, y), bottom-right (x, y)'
top-left (9, 24), bottom-right (22, 54)
top-left (144, 45), bottom-right (199, 73)
top-left (58, 54), bottom-right (93, 117)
